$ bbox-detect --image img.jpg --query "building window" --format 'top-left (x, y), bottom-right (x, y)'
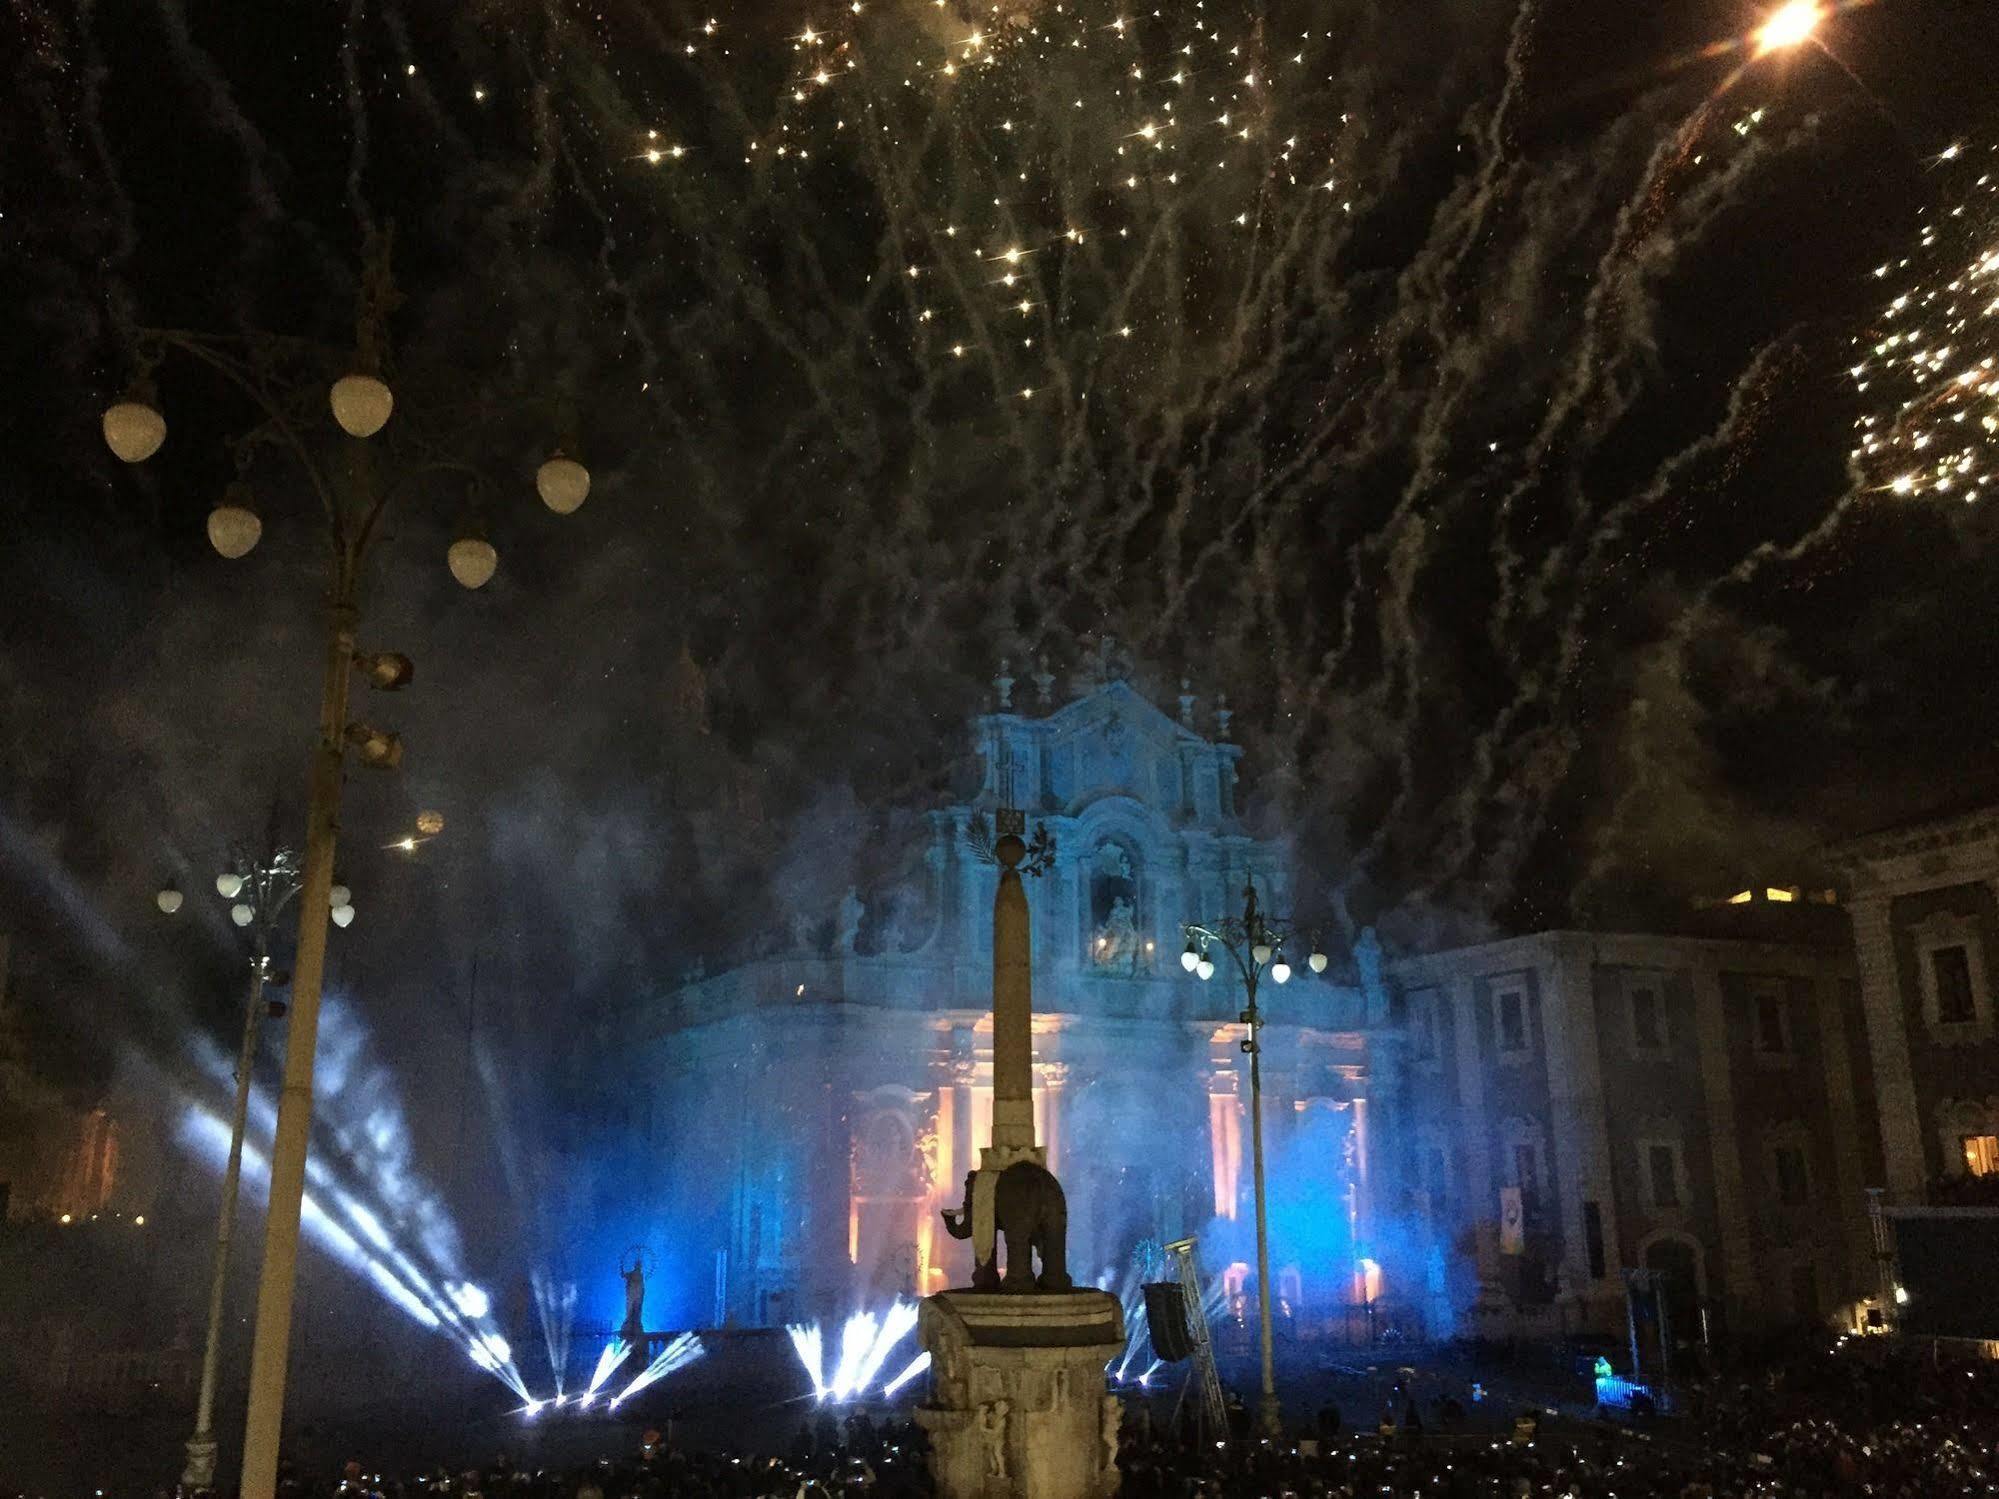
top-left (1422, 1144), bottom-right (1451, 1207)
top-left (1496, 987), bottom-right (1530, 1055)
top-left (1410, 991), bottom-right (1442, 1063)
top-left (1646, 1143), bottom-right (1683, 1210)
top-left (1630, 985), bottom-right (1665, 1054)
top-left (1512, 1142), bottom-right (1542, 1217)
top-left (1790, 1262), bottom-right (1821, 1325)
top-left (1773, 1144), bottom-right (1811, 1206)
top-left (1583, 1201), bottom-right (1607, 1280)
top-left (1964, 1135), bottom-right (1999, 1177)
top-left (1754, 991), bottom-right (1791, 1055)
top-left (1932, 945), bottom-right (1977, 1025)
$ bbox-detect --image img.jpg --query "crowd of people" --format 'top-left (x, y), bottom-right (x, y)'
top-left (113, 1340), bottom-right (1999, 1498)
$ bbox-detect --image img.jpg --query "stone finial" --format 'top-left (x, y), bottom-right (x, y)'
top-left (1033, 655), bottom-right (1056, 708)
top-left (1178, 677), bottom-right (1196, 727)
top-left (1214, 692), bottom-right (1233, 741)
top-left (994, 658), bottom-right (1014, 711)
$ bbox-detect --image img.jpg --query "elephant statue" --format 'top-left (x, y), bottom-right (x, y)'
top-left (941, 1160), bottom-right (1073, 1292)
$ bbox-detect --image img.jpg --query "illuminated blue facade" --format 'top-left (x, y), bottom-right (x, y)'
top-left (618, 667), bottom-right (1395, 1333)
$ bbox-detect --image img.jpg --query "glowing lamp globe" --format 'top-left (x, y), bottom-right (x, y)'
top-left (216, 872), bottom-right (244, 898)
top-left (536, 454), bottom-right (591, 514)
top-left (1196, 957), bottom-right (1216, 981)
top-left (329, 373), bottom-right (394, 437)
top-left (1308, 950), bottom-right (1328, 974)
top-left (1271, 956), bottom-right (1292, 985)
top-left (230, 903), bottom-right (255, 928)
top-left (328, 884), bottom-right (352, 909)
top-left (415, 809), bottom-right (445, 836)
top-left (448, 536), bottom-right (498, 589)
top-left (103, 400), bottom-right (167, 463)
top-left (1180, 944), bottom-right (1200, 974)
top-left (156, 887), bottom-right (184, 914)
top-left (1251, 941), bottom-right (1273, 966)
top-left (1755, 0), bottom-right (1821, 53)
top-left (330, 903), bottom-right (356, 928)
top-left (207, 486), bottom-right (262, 559)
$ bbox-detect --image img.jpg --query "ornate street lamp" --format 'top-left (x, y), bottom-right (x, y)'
top-left (1183, 882), bottom-right (1325, 1439)
top-left (107, 227), bottom-right (587, 1499)
top-left (157, 844), bottom-right (355, 1491)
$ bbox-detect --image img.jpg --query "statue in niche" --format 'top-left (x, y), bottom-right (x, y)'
top-left (1090, 843), bottom-right (1143, 973)
top-left (1095, 896), bottom-right (1140, 971)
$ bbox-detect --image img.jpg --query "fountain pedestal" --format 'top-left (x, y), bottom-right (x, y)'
top-left (914, 1289), bottom-right (1124, 1499)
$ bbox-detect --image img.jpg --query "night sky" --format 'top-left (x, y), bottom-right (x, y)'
top-left (4, 0), bottom-right (1999, 1264)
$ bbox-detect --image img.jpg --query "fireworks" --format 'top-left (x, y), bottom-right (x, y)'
top-left (1850, 144), bottom-right (1999, 502)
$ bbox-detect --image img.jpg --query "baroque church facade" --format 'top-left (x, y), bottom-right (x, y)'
top-left (620, 665), bottom-right (1898, 1346)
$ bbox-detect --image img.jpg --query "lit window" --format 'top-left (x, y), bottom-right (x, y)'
top-left (1631, 987), bottom-right (1664, 1052)
top-left (1964, 1135), bottom-right (1999, 1177)
top-left (1931, 945), bottom-right (1976, 1025)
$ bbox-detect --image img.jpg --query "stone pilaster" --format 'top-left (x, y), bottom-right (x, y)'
top-left (1691, 960), bottom-right (1757, 1318)
top-left (1541, 936), bottom-right (1621, 1327)
top-left (1847, 895), bottom-right (1926, 1199)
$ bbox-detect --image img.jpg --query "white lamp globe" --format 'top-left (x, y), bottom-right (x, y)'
top-left (216, 872), bottom-right (244, 898)
top-left (1196, 957), bottom-right (1216, 981)
top-left (1308, 951), bottom-right (1328, 974)
top-left (448, 536), bottom-right (498, 589)
top-left (156, 887), bottom-right (184, 915)
top-left (207, 486), bottom-right (262, 559)
top-left (330, 904), bottom-right (356, 928)
top-left (230, 903), bottom-right (255, 928)
top-left (329, 884), bottom-right (352, 909)
top-left (329, 374), bottom-right (394, 438)
top-left (1271, 957), bottom-right (1292, 985)
top-left (1251, 941), bottom-right (1273, 966)
top-left (536, 454), bottom-right (591, 514)
top-left (1180, 946), bottom-right (1200, 974)
top-left (103, 400), bottom-right (167, 463)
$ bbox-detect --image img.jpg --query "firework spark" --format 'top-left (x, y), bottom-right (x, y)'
top-left (1850, 144), bottom-right (1999, 502)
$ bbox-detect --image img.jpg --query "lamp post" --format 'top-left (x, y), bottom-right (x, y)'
top-left (157, 850), bottom-right (356, 1491)
top-left (107, 228), bottom-right (585, 1499)
top-left (1182, 882), bottom-right (1325, 1439)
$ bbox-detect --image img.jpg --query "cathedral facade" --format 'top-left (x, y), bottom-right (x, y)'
top-left (625, 669), bottom-right (1392, 1335)
top-left (620, 669), bottom-right (1890, 1346)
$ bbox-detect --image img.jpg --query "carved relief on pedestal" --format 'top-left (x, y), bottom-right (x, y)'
top-left (977, 1400), bottom-right (1010, 1480)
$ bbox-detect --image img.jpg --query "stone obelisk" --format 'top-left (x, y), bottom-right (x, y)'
top-left (986, 812), bottom-right (1038, 1166)
top-left (916, 807), bottom-right (1124, 1499)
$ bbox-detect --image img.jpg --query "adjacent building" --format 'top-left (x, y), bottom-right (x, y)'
top-left (1830, 804), bottom-right (1999, 1202)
